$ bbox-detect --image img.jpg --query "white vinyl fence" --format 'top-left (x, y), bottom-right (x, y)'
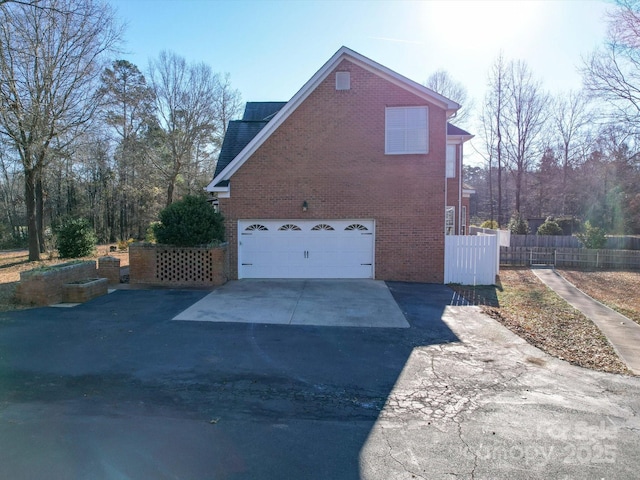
top-left (444, 234), bottom-right (498, 285)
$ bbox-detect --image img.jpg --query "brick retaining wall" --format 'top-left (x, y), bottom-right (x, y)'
top-left (15, 261), bottom-right (97, 306)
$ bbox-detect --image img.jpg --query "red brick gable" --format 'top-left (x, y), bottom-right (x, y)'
top-left (218, 59), bottom-right (449, 282)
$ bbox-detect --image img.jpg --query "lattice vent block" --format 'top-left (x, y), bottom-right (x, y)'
top-left (156, 249), bottom-right (215, 284)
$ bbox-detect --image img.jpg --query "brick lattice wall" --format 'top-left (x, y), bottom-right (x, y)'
top-left (129, 243), bottom-right (228, 287)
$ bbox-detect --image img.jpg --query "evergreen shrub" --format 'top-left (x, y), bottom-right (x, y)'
top-left (153, 195), bottom-right (224, 247)
top-left (507, 212), bottom-right (530, 234)
top-left (537, 219), bottom-right (563, 236)
top-left (56, 218), bottom-right (97, 258)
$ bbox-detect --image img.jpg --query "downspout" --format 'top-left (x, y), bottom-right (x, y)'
top-left (458, 141), bottom-right (463, 234)
top-left (444, 172), bottom-right (448, 235)
top-left (444, 127), bottom-right (448, 238)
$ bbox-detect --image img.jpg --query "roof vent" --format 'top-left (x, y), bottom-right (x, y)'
top-left (336, 71), bottom-right (350, 90)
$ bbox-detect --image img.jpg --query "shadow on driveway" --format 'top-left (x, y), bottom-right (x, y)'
top-left (0, 283), bottom-right (458, 479)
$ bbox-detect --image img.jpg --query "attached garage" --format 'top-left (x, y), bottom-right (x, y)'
top-left (237, 220), bottom-right (374, 279)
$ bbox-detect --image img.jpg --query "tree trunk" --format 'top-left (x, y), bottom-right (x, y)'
top-left (515, 168), bottom-right (522, 213)
top-left (36, 172), bottom-right (45, 253)
top-left (166, 166), bottom-right (180, 207)
top-left (562, 143), bottom-right (569, 214)
top-left (166, 179), bottom-right (175, 207)
top-left (24, 168), bottom-right (41, 261)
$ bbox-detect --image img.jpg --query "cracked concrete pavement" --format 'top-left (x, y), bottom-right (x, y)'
top-left (361, 304), bottom-right (640, 480)
top-left (0, 282), bottom-right (638, 479)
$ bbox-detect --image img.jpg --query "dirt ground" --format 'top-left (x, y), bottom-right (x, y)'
top-left (557, 269), bottom-right (640, 326)
top-left (456, 267), bottom-right (639, 376)
top-left (0, 246), bottom-right (129, 311)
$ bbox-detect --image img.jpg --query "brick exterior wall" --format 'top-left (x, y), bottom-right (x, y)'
top-left (219, 59), bottom-right (449, 283)
top-left (15, 261), bottom-right (98, 306)
top-left (129, 243), bottom-right (228, 287)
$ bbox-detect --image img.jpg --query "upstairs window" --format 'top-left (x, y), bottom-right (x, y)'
top-left (385, 106), bottom-right (428, 154)
top-left (446, 145), bottom-right (456, 178)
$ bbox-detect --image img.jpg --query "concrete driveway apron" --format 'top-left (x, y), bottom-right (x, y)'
top-left (173, 279), bottom-right (409, 327)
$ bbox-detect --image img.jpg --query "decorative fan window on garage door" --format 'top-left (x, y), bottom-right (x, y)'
top-left (278, 224), bottom-right (302, 231)
top-left (311, 223), bottom-right (334, 231)
top-left (345, 223), bottom-right (368, 231)
top-left (244, 224), bottom-right (268, 231)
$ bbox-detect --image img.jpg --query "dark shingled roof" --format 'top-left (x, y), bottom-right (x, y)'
top-left (242, 102), bottom-right (287, 121)
top-left (212, 102), bottom-right (287, 183)
top-left (213, 121), bottom-right (269, 179)
top-left (447, 123), bottom-right (473, 136)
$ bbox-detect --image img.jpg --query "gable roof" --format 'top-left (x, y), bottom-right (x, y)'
top-left (206, 46), bottom-right (462, 193)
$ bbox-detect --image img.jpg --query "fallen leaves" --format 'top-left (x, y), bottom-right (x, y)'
top-left (481, 268), bottom-right (633, 376)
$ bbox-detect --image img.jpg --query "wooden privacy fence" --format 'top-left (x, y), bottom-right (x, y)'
top-left (510, 235), bottom-right (640, 250)
top-left (501, 247), bottom-right (640, 269)
top-left (445, 235), bottom-right (498, 285)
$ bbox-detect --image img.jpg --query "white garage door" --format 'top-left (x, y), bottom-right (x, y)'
top-left (238, 220), bottom-right (374, 278)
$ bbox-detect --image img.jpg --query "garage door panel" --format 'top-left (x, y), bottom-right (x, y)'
top-left (238, 220), bottom-right (374, 279)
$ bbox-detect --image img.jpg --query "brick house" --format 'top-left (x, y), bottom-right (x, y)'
top-left (206, 46), bottom-right (472, 283)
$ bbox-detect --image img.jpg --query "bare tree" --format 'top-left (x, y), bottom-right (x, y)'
top-left (99, 59), bottom-right (156, 239)
top-left (148, 51), bottom-right (221, 206)
top-left (503, 60), bottom-right (549, 213)
top-left (0, 0), bottom-right (121, 260)
top-left (582, 0), bottom-right (640, 132)
top-left (552, 90), bottom-right (592, 213)
top-left (213, 72), bottom-right (243, 147)
top-left (425, 69), bottom-right (473, 126)
top-left (480, 54), bottom-right (509, 226)
top-left (0, 143), bottom-right (24, 244)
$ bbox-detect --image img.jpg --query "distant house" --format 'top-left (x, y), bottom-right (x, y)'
top-left (206, 46), bottom-right (473, 282)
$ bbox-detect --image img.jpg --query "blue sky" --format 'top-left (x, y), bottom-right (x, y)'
top-left (107, 0), bottom-right (610, 159)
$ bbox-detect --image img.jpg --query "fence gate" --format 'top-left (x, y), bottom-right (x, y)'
top-left (444, 235), bottom-right (498, 285)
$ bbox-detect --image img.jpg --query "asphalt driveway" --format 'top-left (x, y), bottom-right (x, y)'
top-left (0, 282), bottom-right (638, 479)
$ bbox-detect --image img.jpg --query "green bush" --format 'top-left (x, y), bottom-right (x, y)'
top-left (56, 218), bottom-right (97, 258)
top-left (145, 221), bottom-right (160, 243)
top-left (555, 216), bottom-right (581, 235)
top-left (480, 220), bottom-right (499, 229)
top-left (576, 221), bottom-right (607, 249)
top-left (0, 223), bottom-right (27, 249)
top-left (507, 211), bottom-right (530, 234)
top-left (153, 195), bottom-right (224, 247)
top-left (537, 219), bottom-right (563, 236)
